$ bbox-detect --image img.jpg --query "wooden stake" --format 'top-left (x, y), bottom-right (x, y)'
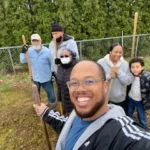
top-left (131, 12), bottom-right (138, 58)
top-left (106, 79), bottom-right (114, 103)
top-left (53, 38), bottom-right (63, 115)
top-left (32, 84), bottom-right (53, 150)
top-left (22, 35), bottom-right (32, 77)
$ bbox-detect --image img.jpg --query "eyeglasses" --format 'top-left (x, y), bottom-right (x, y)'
top-left (66, 78), bottom-right (104, 90)
top-left (60, 55), bottom-right (69, 58)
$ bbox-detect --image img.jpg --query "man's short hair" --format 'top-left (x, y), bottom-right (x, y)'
top-left (95, 62), bottom-right (106, 81)
top-left (78, 60), bottom-right (106, 81)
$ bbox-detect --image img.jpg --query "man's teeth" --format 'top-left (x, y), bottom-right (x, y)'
top-left (77, 97), bottom-right (90, 102)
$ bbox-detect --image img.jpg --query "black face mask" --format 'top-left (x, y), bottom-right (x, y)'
top-left (56, 36), bottom-right (63, 43)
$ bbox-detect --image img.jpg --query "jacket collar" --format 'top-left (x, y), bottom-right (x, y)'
top-left (56, 104), bottom-right (125, 150)
top-left (104, 54), bottom-right (124, 67)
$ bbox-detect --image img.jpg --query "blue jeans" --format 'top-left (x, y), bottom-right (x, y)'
top-left (127, 96), bottom-right (148, 130)
top-left (34, 80), bottom-right (56, 104)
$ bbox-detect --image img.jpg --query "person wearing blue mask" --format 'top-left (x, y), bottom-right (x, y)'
top-left (20, 34), bottom-right (56, 107)
top-left (56, 49), bottom-right (78, 116)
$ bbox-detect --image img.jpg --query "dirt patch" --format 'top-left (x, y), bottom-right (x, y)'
top-left (0, 76), bottom-right (58, 150)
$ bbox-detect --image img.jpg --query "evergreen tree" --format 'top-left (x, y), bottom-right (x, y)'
top-left (0, 0), bottom-right (149, 46)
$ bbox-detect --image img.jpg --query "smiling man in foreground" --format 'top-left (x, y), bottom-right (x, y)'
top-left (33, 60), bottom-right (150, 150)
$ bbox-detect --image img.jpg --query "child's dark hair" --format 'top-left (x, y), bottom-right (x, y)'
top-left (129, 57), bottom-right (145, 68)
top-left (107, 43), bottom-right (122, 54)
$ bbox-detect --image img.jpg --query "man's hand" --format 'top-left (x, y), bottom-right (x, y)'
top-left (22, 45), bottom-right (28, 53)
top-left (33, 103), bottom-right (48, 116)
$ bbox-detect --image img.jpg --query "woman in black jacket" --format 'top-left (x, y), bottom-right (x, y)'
top-left (57, 49), bottom-right (78, 115)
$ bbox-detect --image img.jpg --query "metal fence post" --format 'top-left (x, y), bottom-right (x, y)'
top-left (79, 41), bottom-right (82, 60)
top-left (8, 49), bottom-right (16, 74)
top-left (122, 31), bottom-right (124, 47)
top-left (135, 36), bottom-right (139, 57)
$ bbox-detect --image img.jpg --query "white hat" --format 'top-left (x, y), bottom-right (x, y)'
top-left (31, 34), bottom-right (41, 41)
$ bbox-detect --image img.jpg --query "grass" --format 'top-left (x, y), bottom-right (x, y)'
top-left (0, 73), bottom-right (58, 150)
top-left (144, 57), bottom-right (150, 71)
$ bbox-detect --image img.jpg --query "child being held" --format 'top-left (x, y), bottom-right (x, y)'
top-left (127, 57), bottom-right (150, 130)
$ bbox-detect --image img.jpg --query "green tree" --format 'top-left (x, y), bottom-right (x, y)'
top-left (0, 0), bottom-right (150, 47)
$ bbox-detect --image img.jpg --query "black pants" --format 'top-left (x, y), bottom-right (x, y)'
top-left (110, 100), bottom-right (128, 115)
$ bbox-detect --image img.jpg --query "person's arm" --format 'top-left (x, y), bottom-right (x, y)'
top-left (113, 117), bottom-right (150, 150)
top-left (20, 45), bottom-right (28, 64)
top-left (46, 47), bottom-right (56, 79)
top-left (49, 41), bottom-right (57, 72)
top-left (20, 53), bottom-right (27, 64)
top-left (113, 128), bottom-right (150, 150)
top-left (97, 59), bottom-right (111, 81)
top-left (66, 40), bottom-right (79, 59)
top-left (141, 73), bottom-right (150, 110)
top-left (42, 109), bottom-right (67, 133)
top-left (49, 41), bottom-right (55, 59)
top-left (92, 116), bottom-right (150, 150)
top-left (129, 139), bottom-right (150, 150)
top-left (33, 103), bottom-right (68, 133)
top-left (46, 46), bottom-right (55, 73)
top-left (116, 63), bottom-right (133, 85)
top-left (117, 69), bottom-right (133, 85)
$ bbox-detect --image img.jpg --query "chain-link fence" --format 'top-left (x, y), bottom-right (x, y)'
top-left (76, 34), bottom-right (150, 61)
top-left (0, 46), bottom-right (22, 74)
top-left (0, 34), bottom-right (150, 74)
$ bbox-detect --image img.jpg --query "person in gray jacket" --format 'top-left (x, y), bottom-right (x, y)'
top-left (33, 60), bottom-right (150, 150)
top-left (97, 43), bottom-right (133, 114)
top-left (49, 23), bottom-right (79, 67)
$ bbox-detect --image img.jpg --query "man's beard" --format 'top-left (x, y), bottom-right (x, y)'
top-left (73, 95), bottom-right (106, 119)
top-left (33, 45), bottom-right (41, 50)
